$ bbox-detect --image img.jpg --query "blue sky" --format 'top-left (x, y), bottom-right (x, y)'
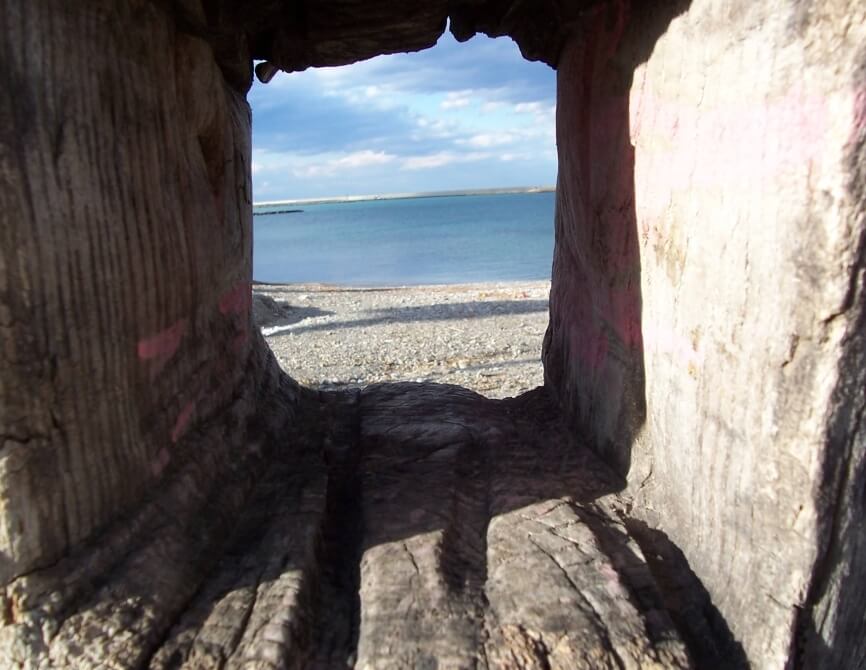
top-left (249, 31), bottom-right (557, 201)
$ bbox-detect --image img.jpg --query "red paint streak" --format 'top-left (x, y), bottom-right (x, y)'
top-left (171, 400), bottom-right (196, 443)
top-left (137, 319), bottom-right (189, 378)
top-left (137, 319), bottom-right (188, 361)
top-left (219, 281), bottom-right (251, 316)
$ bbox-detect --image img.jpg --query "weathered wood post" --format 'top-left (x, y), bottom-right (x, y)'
top-left (1, 0), bottom-right (864, 668)
top-left (544, 1), bottom-right (866, 666)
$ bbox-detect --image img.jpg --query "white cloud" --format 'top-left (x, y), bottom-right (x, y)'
top-left (515, 101), bottom-right (557, 126)
top-left (336, 150), bottom-right (395, 168)
top-left (297, 150), bottom-right (396, 177)
top-left (459, 133), bottom-right (516, 148)
top-left (402, 153), bottom-right (454, 170)
top-left (515, 101), bottom-right (545, 114)
top-left (442, 98), bottom-right (471, 109)
top-left (411, 116), bottom-right (459, 141)
top-left (402, 151), bottom-right (490, 170)
top-left (250, 148), bottom-right (293, 173)
top-left (441, 91), bottom-right (474, 110)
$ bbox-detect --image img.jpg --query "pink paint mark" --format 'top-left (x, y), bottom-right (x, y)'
top-left (171, 400), bottom-right (196, 443)
top-left (137, 319), bottom-right (188, 360)
top-left (630, 82), bottom-right (836, 223)
top-left (643, 324), bottom-right (703, 368)
top-left (219, 281), bottom-right (251, 316)
top-left (151, 447), bottom-right (171, 477)
top-left (137, 318), bottom-right (189, 378)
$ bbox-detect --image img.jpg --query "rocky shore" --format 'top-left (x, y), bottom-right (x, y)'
top-left (254, 281), bottom-right (550, 399)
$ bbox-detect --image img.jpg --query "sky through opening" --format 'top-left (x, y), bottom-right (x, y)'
top-left (249, 30), bottom-right (557, 202)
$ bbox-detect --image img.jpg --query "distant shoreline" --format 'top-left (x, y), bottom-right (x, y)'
top-left (252, 278), bottom-right (549, 291)
top-left (254, 208), bottom-right (304, 216)
top-left (253, 185), bottom-right (555, 209)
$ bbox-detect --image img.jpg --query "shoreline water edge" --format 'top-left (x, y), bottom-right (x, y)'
top-left (253, 185), bottom-right (555, 210)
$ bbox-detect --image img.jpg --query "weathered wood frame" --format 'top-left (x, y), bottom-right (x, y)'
top-left (1, 1), bottom-right (864, 667)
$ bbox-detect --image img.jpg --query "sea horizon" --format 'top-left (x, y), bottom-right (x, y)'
top-left (253, 185), bottom-right (555, 209)
top-left (253, 190), bottom-right (555, 286)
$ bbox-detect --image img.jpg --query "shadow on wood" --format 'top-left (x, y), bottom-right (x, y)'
top-left (2, 364), bottom-right (746, 668)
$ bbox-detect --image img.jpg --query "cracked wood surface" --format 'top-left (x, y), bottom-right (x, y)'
top-left (4, 0), bottom-right (864, 667)
top-left (544, 2), bottom-right (866, 665)
top-left (185, 0), bottom-right (609, 85)
top-left (2, 381), bottom-right (743, 669)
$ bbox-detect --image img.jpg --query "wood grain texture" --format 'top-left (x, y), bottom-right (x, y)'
top-left (185, 0), bottom-right (609, 76)
top-left (543, 0), bottom-right (866, 666)
top-left (0, 0), bottom-right (260, 584)
top-left (1, 0), bottom-right (864, 667)
top-left (3, 382), bottom-right (744, 668)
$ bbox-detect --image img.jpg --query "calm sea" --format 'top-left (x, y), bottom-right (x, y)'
top-left (252, 191), bottom-right (555, 285)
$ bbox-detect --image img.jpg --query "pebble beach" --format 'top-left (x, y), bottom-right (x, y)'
top-left (254, 281), bottom-right (551, 399)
